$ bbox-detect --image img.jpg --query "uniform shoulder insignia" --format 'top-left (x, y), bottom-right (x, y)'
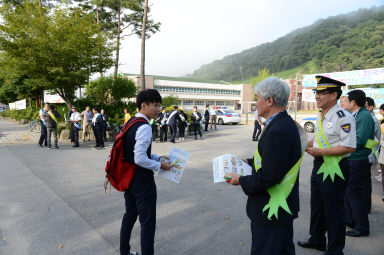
top-left (341, 123), bottom-right (351, 133)
top-left (336, 110), bottom-right (345, 119)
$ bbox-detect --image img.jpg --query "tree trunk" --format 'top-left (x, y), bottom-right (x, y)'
top-left (96, 6), bottom-right (104, 78)
top-left (114, 4), bottom-right (121, 79)
top-left (140, 0), bottom-right (149, 91)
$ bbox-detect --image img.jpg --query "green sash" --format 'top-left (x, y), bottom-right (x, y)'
top-left (47, 111), bottom-right (58, 125)
top-left (253, 147), bottom-right (303, 220)
top-left (365, 139), bottom-right (378, 149)
top-left (316, 116), bottom-right (344, 182)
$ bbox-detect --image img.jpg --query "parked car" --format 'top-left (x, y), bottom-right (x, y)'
top-left (202, 109), bottom-right (241, 125)
top-left (299, 117), bottom-right (316, 133)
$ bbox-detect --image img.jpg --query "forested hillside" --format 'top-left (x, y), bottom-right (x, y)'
top-left (189, 6), bottom-right (384, 82)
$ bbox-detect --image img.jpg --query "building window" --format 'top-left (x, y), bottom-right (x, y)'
top-left (216, 101), bottom-right (225, 106)
top-left (154, 85), bottom-right (240, 96)
top-left (226, 101), bottom-right (234, 106)
top-left (183, 100), bottom-right (193, 105)
top-left (195, 100), bottom-right (204, 106)
top-left (207, 101), bottom-right (215, 106)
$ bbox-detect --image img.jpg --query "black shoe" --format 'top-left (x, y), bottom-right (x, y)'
top-left (54, 145), bottom-right (59, 149)
top-left (170, 140), bottom-right (176, 143)
top-left (94, 145), bottom-right (100, 147)
top-left (297, 240), bottom-right (326, 251)
top-left (38, 144), bottom-right (44, 147)
top-left (252, 138), bottom-right (258, 141)
top-left (73, 145), bottom-right (79, 147)
top-left (346, 229), bottom-right (369, 237)
top-left (47, 146), bottom-right (51, 149)
top-left (100, 145), bottom-right (104, 148)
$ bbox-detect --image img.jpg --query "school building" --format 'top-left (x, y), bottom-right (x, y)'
top-left (124, 74), bottom-right (254, 113)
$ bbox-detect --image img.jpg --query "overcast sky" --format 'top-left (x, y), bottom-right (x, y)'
top-left (116, 0), bottom-right (384, 77)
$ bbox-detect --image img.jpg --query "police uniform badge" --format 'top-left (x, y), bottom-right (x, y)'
top-left (341, 123), bottom-right (351, 133)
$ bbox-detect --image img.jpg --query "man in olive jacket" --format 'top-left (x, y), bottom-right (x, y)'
top-left (344, 89), bottom-right (375, 237)
top-left (226, 77), bottom-right (302, 255)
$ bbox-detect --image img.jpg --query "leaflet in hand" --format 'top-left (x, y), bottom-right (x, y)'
top-left (213, 154), bottom-right (252, 183)
top-left (158, 147), bottom-right (190, 183)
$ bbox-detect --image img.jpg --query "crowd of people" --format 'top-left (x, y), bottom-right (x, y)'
top-left (37, 103), bottom-right (220, 149)
top-left (38, 104), bottom-right (109, 149)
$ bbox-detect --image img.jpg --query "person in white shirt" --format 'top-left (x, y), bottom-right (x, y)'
top-left (69, 106), bottom-right (82, 147)
top-left (209, 106), bottom-right (218, 130)
top-left (38, 103), bottom-right (49, 147)
top-left (120, 89), bottom-right (171, 255)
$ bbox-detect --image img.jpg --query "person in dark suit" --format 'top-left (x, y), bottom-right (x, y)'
top-left (191, 106), bottom-right (202, 140)
top-left (166, 105), bottom-right (181, 143)
top-left (100, 109), bottom-right (109, 142)
top-left (157, 107), bottom-right (168, 142)
top-left (92, 107), bottom-right (104, 148)
top-left (226, 77), bottom-right (303, 255)
top-left (178, 109), bottom-right (187, 141)
top-left (204, 105), bottom-right (210, 131)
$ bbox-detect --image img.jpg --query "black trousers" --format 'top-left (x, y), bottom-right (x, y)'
top-left (159, 125), bottom-right (167, 142)
top-left (345, 159), bottom-right (370, 233)
top-left (70, 124), bottom-right (79, 146)
top-left (70, 122), bottom-right (74, 142)
top-left (169, 124), bottom-right (177, 142)
top-left (193, 123), bottom-right (202, 137)
top-left (204, 117), bottom-right (209, 131)
top-left (38, 120), bottom-right (47, 146)
top-left (102, 125), bottom-right (107, 142)
top-left (251, 220), bottom-right (295, 255)
top-left (364, 163), bottom-right (372, 213)
top-left (309, 158), bottom-right (349, 255)
top-left (253, 120), bottom-right (261, 140)
top-left (178, 125), bottom-right (185, 138)
top-left (120, 175), bottom-right (157, 255)
top-left (93, 126), bottom-right (104, 146)
top-left (151, 125), bottom-right (157, 141)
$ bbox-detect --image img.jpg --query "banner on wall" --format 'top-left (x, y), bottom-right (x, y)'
top-left (302, 89), bottom-right (316, 102)
top-left (9, 99), bottom-right (26, 110)
top-left (303, 67), bottom-right (384, 88)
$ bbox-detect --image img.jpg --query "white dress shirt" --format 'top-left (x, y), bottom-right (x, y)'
top-left (70, 112), bottom-right (82, 122)
top-left (134, 113), bottom-right (161, 171)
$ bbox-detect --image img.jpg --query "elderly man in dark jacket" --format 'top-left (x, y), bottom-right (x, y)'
top-left (226, 77), bottom-right (303, 255)
top-left (43, 105), bottom-right (61, 149)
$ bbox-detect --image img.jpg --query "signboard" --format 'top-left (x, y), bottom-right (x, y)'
top-left (302, 89), bottom-right (316, 102)
top-left (9, 99), bottom-right (26, 110)
top-left (44, 91), bottom-right (65, 104)
top-left (303, 67), bottom-right (384, 87)
top-left (343, 88), bottom-right (384, 106)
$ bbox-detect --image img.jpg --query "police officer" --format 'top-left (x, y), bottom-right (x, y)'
top-left (298, 76), bottom-right (356, 255)
top-left (344, 90), bottom-right (374, 237)
top-left (38, 103), bottom-right (49, 147)
top-left (92, 107), bottom-right (104, 148)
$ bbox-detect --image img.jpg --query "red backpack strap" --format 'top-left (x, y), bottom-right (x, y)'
top-left (121, 117), bottom-right (147, 136)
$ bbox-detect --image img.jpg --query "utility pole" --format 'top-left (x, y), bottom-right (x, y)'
top-left (140, 0), bottom-right (149, 91)
top-left (240, 66), bottom-right (244, 84)
top-left (294, 72), bottom-right (299, 121)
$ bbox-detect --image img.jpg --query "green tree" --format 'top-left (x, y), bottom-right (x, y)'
top-left (0, 1), bottom-right (114, 108)
top-left (85, 75), bottom-right (136, 105)
top-left (161, 95), bottom-right (179, 107)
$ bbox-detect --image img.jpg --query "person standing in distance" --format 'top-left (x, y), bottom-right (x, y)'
top-left (120, 89), bottom-right (171, 255)
top-left (343, 90), bottom-right (374, 237)
top-left (157, 107), bottom-right (168, 142)
top-left (191, 106), bottom-right (202, 140)
top-left (209, 105), bottom-right (218, 130)
top-left (124, 108), bottom-right (131, 125)
top-left (101, 109), bottom-right (109, 142)
top-left (92, 107), bottom-right (104, 148)
top-left (81, 106), bottom-right (93, 142)
top-left (298, 76), bottom-right (356, 254)
top-left (204, 104), bottom-right (210, 131)
top-left (69, 106), bottom-right (82, 147)
top-left (166, 105), bottom-right (181, 143)
top-left (252, 109), bottom-right (262, 141)
top-left (226, 77), bottom-right (302, 255)
top-left (38, 103), bottom-right (49, 147)
top-left (44, 105), bottom-right (61, 149)
top-left (339, 95), bottom-right (349, 111)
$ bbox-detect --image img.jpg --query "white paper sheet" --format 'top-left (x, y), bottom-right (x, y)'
top-left (212, 154), bottom-right (252, 183)
top-left (158, 147), bottom-right (190, 183)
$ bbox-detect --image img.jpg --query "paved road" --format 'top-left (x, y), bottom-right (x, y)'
top-left (0, 118), bottom-right (383, 255)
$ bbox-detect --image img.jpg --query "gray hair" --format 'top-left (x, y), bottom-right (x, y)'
top-left (254, 77), bottom-right (290, 107)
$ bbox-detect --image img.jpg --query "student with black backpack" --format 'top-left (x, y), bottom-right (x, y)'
top-left (120, 89), bottom-right (171, 255)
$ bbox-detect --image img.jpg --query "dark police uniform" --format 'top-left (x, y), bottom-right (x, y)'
top-left (92, 113), bottom-right (104, 147)
top-left (157, 112), bottom-right (168, 142)
top-left (298, 76), bottom-right (356, 255)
